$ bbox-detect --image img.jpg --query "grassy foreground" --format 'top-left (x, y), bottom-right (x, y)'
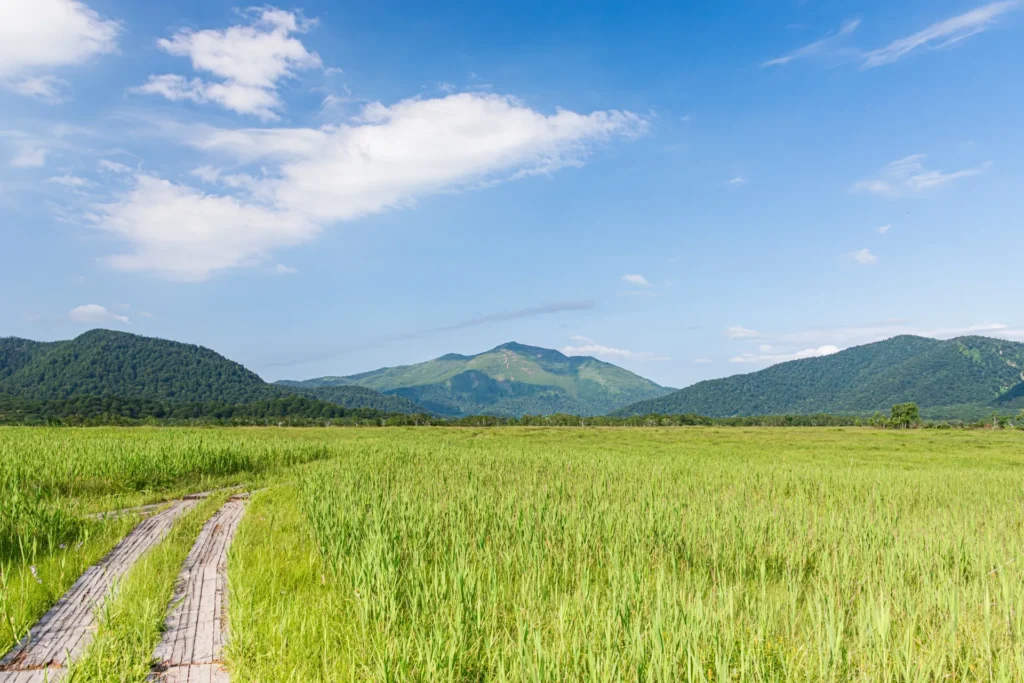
top-left (3, 426), bottom-right (1024, 681)
top-left (229, 428), bottom-right (1024, 682)
top-left (0, 427), bottom-right (344, 653)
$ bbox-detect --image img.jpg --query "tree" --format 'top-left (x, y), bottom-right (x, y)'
top-left (890, 402), bottom-right (920, 429)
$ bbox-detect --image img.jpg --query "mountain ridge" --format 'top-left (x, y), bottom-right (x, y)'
top-left (280, 341), bottom-right (673, 417)
top-left (613, 334), bottom-right (1024, 419)
top-left (0, 330), bottom-right (425, 414)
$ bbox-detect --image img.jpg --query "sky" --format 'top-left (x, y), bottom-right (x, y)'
top-left (1, 0), bottom-right (1022, 388)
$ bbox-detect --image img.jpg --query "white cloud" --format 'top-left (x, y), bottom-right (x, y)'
top-left (9, 75), bottom-right (69, 103)
top-left (725, 326), bottom-right (764, 339)
top-left (561, 337), bottom-right (669, 362)
top-left (10, 142), bottom-right (47, 168)
top-left (621, 273), bottom-right (651, 287)
top-left (878, 224), bottom-right (891, 234)
top-left (92, 174), bottom-right (319, 282)
top-left (68, 304), bottom-right (130, 325)
top-left (271, 263), bottom-right (297, 275)
top-left (730, 345), bottom-right (840, 364)
top-left (851, 154), bottom-right (990, 197)
top-left (726, 175), bottom-right (748, 186)
top-left (136, 8), bottom-right (322, 120)
top-left (762, 19), bottom-right (861, 67)
top-left (849, 248), bottom-right (879, 266)
top-left (862, 1), bottom-right (1021, 68)
top-left (47, 174), bottom-right (91, 188)
top-left (769, 320), bottom-right (1024, 348)
top-left (190, 165), bottom-right (222, 183)
top-left (94, 93), bottom-right (644, 280)
top-left (762, 4), bottom-right (1019, 71)
top-left (98, 159), bottom-right (132, 174)
top-left (0, 0), bottom-right (119, 99)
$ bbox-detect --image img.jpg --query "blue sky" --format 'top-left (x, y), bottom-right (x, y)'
top-left (1, 0), bottom-right (1022, 388)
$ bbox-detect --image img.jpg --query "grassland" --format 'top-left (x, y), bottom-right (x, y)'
top-left (0, 427), bottom-right (345, 655)
top-left (2, 427), bottom-right (1024, 681)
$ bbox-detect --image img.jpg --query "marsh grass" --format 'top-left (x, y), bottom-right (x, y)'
top-left (0, 515), bottom-right (139, 654)
top-left (0, 427), bottom-right (344, 659)
top-left (233, 428), bottom-right (1024, 681)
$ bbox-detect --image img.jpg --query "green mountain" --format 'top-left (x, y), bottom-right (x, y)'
top-left (613, 335), bottom-right (1024, 419)
top-left (280, 342), bottom-right (673, 417)
top-left (0, 330), bottom-right (425, 413)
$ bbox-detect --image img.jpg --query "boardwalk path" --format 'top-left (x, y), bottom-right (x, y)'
top-left (0, 498), bottom-right (203, 683)
top-left (150, 496), bottom-right (247, 682)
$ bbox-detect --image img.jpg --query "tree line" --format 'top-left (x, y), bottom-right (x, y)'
top-left (2, 395), bottom-right (1022, 430)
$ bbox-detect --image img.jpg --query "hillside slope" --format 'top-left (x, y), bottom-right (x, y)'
top-left (281, 384), bottom-right (426, 414)
top-left (613, 335), bottom-right (1024, 418)
top-left (0, 330), bottom-right (426, 413)
top-left (282, 342), bottom-right (672, 417)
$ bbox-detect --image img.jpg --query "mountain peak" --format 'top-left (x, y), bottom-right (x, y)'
top-left (490, 341), bottom-right (567, 358)
top-left (290, 341), bottom-right (670, 417)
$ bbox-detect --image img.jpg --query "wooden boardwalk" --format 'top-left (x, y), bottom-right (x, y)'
top-left (0, 499), bottom-right (200, 683)
top-left (149, 497), bottom-right (247, 682)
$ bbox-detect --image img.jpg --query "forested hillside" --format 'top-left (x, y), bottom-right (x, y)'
top-left (0, 330), bottom-right (427, 414)
top-left (614, 335), bottom-right (1024, 418)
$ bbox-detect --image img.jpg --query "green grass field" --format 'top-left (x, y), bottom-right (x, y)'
top-left (2, 427), bottom-right (1023, 681)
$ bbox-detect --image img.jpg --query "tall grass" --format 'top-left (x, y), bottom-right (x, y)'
top-left (253, 427), bottom-right (1024, 682)
top-left (0, 427), bottom-right (346, 655)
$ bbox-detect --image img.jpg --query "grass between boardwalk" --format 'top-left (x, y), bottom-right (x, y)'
top-left (0, 427), bottom-right (346, 655)
top-left (64, 492), bottom-right (230, 682)
top-left (228, 428), bottom-right (1024, 682)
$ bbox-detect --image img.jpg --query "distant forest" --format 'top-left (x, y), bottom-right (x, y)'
top-left (1, 394), bottom-right (1020, 429)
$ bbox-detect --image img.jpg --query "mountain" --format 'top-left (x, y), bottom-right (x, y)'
top-left (613, 335), bottom-right (1024, 419)
top-left (0, 330), bottom-right (425, 413)
top-left (280, 341), bottom-right (673, 417)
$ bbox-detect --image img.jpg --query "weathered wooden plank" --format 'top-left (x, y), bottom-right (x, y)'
top-left (0, 499), bottom-right (200, 680)
top-left (150, 497), bottom-right (246, 682)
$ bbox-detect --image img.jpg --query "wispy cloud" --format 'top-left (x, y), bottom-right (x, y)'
top-left (862, 1), bottom-right (1021, 68)
top-left (621, 273), bottom-right (650, 287)
top-left (878, 224), bottom-right (891, 234)
top-left (726, 175), bottom-right (748, 186)
top-left (98, 159), bottom-right (132, 174)
top-left (762, 3), bottom-right (1020, 70)
top-left (730, 345), bottom-right (840, 364)
top-left (47, 174), bottom-right (91, 188)
top-left (762, 320), bottom-right (1024, 350)
top-left (265, 300), bottom-right (595, 367)
top-left (851, 154), bottom-right (990, 197)
top-left (849, 248), bottom-right (879, 266)
top-left (762, 19), bottom-right (861, 67)
top-left (725, 326), bottom-right (764, 339)
top-left (561, 335), bottom-right (669, 362)
top-left (68, 304), bottom-right (130, 325)
top-left (271, 264), bottom-right (297, 275)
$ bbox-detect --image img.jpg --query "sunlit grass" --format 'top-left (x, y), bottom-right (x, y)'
top-left (0, 426), bottom-right (346, 658)
top-left (232, 427), bottom-right (1024, 681)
